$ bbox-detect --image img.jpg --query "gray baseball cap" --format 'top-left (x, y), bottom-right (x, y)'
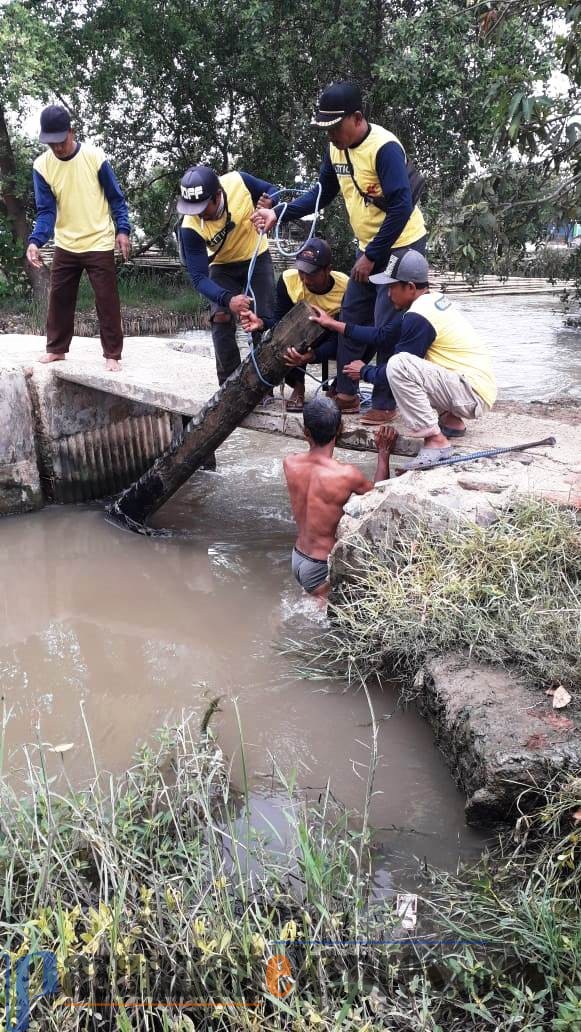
top-left (370, 250), bottom-right (429, 285)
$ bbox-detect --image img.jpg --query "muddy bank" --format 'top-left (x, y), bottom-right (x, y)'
top-left (331, 459), bottom-right (581, 824)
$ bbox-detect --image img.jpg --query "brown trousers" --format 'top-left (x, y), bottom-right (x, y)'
top-left (46, 247), bottom-right (123, 359)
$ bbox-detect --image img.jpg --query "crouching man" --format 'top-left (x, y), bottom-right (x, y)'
top-left (284, 397), bottom-right (396, 598)
top-left (311, 250), bottom-right (497, 465)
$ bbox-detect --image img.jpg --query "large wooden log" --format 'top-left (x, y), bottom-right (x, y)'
top-left (107, 301), bottom-right (325, 532)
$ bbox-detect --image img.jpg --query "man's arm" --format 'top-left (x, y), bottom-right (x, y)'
top-left (28, 170), bottom-right (56, 247)
top-left (308, 305), bottom-right (404, 352)
top-left (98, 161), bottom-right (131, 235)
top-left (348, 427), bottom-right (397, 493)
top-left (239, 172), bottom-right (280, 206)
top-left (251, 149), bottom-right (339, 232)
top-left (363, 142), bottom-right (414, 269)
top-left (98, 160), bottom-right (131, 260)
top-left (344, 311), bottom-right (436, 384)
top-left (181, 226), bottom-right (237, 308)
top-left (241, 273), bottom-right (293, 333)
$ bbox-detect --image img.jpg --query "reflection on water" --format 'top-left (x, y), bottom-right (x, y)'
top-left (453, 294), bottom-right (581, 402)
top-left (0, 429), bottom-right (488, 878)
top-left (175, 292), bottom-right (581, 403)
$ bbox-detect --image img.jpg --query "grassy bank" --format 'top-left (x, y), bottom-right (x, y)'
top-left (0, 269), bottom-right (209, 336)
top-left (323, 499), bottom-right (581, 699)
top-left (1, 713), bottom-right (580, 1030)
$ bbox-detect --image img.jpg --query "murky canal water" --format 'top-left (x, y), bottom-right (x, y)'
top-left (1, 297), bottom-right (579, 882)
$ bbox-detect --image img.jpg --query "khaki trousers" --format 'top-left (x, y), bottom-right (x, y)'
top-left (387, 352), bottom-right (487, 432)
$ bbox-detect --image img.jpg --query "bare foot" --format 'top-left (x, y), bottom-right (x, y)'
top-left (38, 353), bottom-right (66, 363)
top-left (422, 431), bottom-right (451, 449)
top-left (105, 359), bottom-right (121, 372)
top-left (439, 410), bottom-right (466, 432)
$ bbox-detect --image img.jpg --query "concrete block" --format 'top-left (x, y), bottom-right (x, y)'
top-left (0, 368), bottom-right (42, 515)
top-left (29, 368), bottom-right (181, 503)
top-left (417, 654), bottom-right (581, 824)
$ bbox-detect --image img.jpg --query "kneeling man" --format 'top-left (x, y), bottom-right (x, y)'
top-left (284, 397), bottom-right (395, 598)
top-left (311, 251), bottom-right (497, 463)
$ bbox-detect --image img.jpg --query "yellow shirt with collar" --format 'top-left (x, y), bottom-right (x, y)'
top-left (329, 124), bottom-right (425, 251)
top-left (283, 268), bottom-right (349, 314)
top-left (33, 143), bottom-right (116, 253)
top-left (409, 291), bottom-right (497, 408)
top-left (182, 171), bottom-right (267, 264)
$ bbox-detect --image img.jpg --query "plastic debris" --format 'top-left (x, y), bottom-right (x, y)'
top-left (395, 893), bottom-right (418, 930)
top-left (552, 685), bottom-right (572, 709)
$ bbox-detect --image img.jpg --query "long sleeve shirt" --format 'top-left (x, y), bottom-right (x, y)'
top-left (29, 144), bottom-right (130, 248)
top-left (351, 312), bottom-right (435, 384)
top-left (274, 141), bottom-right (414, 269)
top-left (180, 172), bottom-right (279, 308)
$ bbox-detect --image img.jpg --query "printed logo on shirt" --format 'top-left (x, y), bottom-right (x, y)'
top-left (207, 222), bottom-right (235, 249)
top-left (385, 253), bottom-right (399, 277)
top-left (333, 163), bottom-right (350, 176)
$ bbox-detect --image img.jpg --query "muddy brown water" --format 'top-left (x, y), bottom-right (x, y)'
top-left (1, 295), bottom-right (579, 885)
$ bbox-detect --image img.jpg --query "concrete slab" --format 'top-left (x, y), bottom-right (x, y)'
top-left (2, 333), bottom-right (580, 505)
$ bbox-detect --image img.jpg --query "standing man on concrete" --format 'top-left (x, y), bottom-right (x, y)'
top-left (26, 105), bottom-right (131, 372)
top-left (240, 237), bottom-right (349, 411)
top-left (178, 165), bottom-right (278, 385)
top-left (252, 82), bottom-right (427, 422)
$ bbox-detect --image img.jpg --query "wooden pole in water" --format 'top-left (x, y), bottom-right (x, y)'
top-left (106, 301), bottom-right (325, 532)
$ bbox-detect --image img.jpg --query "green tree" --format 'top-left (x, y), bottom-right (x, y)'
top-left (0, 0), bottom-right (75, 293)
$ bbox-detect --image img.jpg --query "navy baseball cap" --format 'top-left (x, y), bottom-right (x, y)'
top-left (177, 165), bottom-right (221, 215)
top-left (295, 238), bottom-right (332, 273)
top-left (39, 105), bottom-right (71, 144)
top-left (370, 250), bottom-right (429, 285)
top-left (312, 82), bottom-right (363, 127)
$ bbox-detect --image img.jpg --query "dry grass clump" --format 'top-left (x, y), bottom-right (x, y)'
top-left (327, 499), bottom-right (581, 694)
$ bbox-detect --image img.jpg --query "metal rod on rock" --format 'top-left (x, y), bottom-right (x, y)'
top-left (402, 435), bottom-right (556, 474)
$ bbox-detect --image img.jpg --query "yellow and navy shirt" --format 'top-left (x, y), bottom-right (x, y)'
top-left (275, 124), bottom-right (425, 268)
top-left (30, 143), bottom-right (130, 252)
top-left (281, 267), bottom-right (348, 314)
top-left (329, 125), bottom-right (425, 252)
top-left (180, 170), bottom-right (278, 308)
top-left (261, 267), bottom-right (349, 341)
top-left (353, 291), bottom-right (497, 408)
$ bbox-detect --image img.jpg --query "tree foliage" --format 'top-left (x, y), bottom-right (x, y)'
top-left (0, 0), bottom-right (580, 286)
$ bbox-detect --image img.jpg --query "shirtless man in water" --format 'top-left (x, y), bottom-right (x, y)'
top-left (283, 395), bottom-right (396, 598)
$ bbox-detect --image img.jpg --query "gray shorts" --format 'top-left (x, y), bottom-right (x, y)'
top-left (291, 547), bottom-right (329, 594)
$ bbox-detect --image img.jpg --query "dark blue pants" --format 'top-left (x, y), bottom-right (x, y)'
top-left (209, 251), bottom-right (275, 384)
top-left (286, 331), bottom-right (338, 389)
top-left (336, 237), bottom-right (427, 408)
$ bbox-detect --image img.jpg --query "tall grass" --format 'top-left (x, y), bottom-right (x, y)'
top-left (322, 499), bottom-right (581, 696)
top-left (0, 713), bottom-right (580, 1029)
top-left (1, 269), bottom-right (209, 334)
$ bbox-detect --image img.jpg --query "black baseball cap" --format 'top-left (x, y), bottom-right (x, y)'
top-left (177, 165), bottom-right (221, 215)
top-left (39, 105), bottom-right (71, 144)
top-left (312, 82), bottom-right (363, 128)
top-left (294, 238), bottom-right (332, 273)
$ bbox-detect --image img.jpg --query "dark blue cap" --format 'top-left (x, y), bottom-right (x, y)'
top-left (39, 105), bottom-right (71, 144)
top-left (312, 82), bottom-right (363, 128)
top-left (295, 237), bottom-right (332, 273)
top-left (177, 165), bottom-right (221, 215)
